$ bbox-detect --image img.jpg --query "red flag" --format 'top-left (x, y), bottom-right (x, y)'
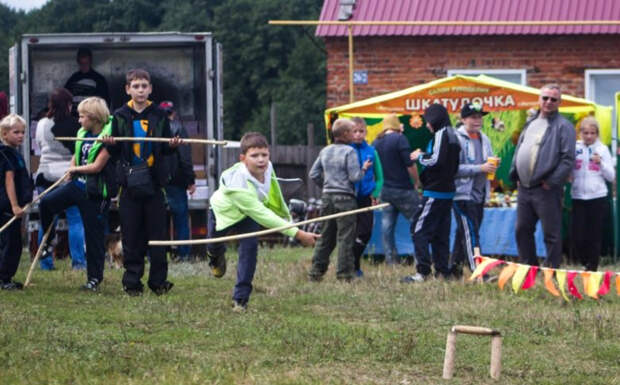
top-left (566, 271), bottom-right (583, 299)
top-left (521, 266), bottom-right (539, 290)
top-left (597, 271), bottom-right (613, 297)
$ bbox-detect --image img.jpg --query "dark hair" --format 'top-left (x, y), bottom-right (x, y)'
top-left (126, 68), bottom-right (151, 85)
top-left (0, 91), bottom-right (7, 120)
top-left (76, 47), bottom-right (92, 61)
top-left (240, 132), bottom-right (269, 154)
top-left (46, 88), bottom-right (73, 121)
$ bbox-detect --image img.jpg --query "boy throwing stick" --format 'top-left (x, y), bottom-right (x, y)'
top-left (308, 118), bottom-right (372, 282)
top-left (208, 132), bottom-right (318, 311)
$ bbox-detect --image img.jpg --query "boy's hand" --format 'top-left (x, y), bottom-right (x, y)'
top-left (101, 135), bottom-right (116, 145)
top-left (169, 136), bottom-right (183, 148)
top-left (410, 149), bottom-right (422, 161)
top-left (187, 184), bottom-right (196, 195)
top-left (371, 197), bottom-right (379, 206)
top-left (295, 230), bottom-right (320, 247)
top-left (11, 205), bottom-right (24, 218)
top-left (480, 161), bottom-right (497, 173)
top-left (362, 159), bottom-right (372, 172)
top-left (591, 153), bottom-right (601, 164)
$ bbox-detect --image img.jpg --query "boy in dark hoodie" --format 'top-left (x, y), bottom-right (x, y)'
top-left (103, 69), bottom-right (181, 296)
top-left (402, 104), bottom-right (461, 282)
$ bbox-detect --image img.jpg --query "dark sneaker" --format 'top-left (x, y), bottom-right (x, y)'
top-left (208, 253), bottom-right (226, 278)
top-left (80, 278), bottom-right (100, 292)
top-left (124, 286), bottom-right (144, 297)
top-left (1, 280), bottom-right (24, 290)
top-left (232, 300), bottom-right (247, 312)
top-left (151, 281), bottom-right (174, 296)
top-left (355, 269), bottom-right (364, 278)
top-left (400, 273), bottom-right (426, 283)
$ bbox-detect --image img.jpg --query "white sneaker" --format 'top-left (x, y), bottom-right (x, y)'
top-left (400, 273), bottom-right (425, 283)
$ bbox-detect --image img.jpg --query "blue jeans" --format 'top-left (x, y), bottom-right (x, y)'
top-left (165, 185), bottom-right (190, 258)
top-left (379, 187), bottom-right (420, 264)
top-left (38, 184), bottom-right (86, 270)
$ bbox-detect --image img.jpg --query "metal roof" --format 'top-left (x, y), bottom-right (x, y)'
top-left (316, 0), bottom-right (620, 37)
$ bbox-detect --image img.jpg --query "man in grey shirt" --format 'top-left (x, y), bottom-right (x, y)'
top-left (308, 118), bottom-right (371, 281)
top-left (510, 84), bottom-right (576, 268)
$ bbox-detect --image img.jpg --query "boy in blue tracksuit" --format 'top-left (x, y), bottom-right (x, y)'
top-left (451, 103), bottom-right (497, 278)
top-left (403, 104), bottom-right (461, 282)
top-left (350, 117), bottom-right (383, 277)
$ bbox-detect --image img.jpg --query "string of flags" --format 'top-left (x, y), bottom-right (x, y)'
top-left (470, 256), bottom-right (620, 301)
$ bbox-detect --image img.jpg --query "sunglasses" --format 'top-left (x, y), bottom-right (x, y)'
top-left (541, 96), bottom-right (559, 103)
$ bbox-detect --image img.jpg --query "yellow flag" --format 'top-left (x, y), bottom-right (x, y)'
top-left (498, 264), bottom-right (518, 290)
top-left (556, 270), bottom-right (570, 301)
top-left (512, 264), bottom-right (530, 294)
top-left (469, 257), bottom-right (496, 281)
top-left (585, 272), bottom-right (603, 299)
top-left (543, 269), bottom-right (560, 297)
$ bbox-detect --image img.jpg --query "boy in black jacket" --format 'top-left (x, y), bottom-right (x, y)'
top-left (403, 104), bottom-right (461, 282)
top-left (103, 69), bottom-right (181, 296)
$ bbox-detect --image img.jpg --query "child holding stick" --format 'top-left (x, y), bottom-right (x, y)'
top-left (0, 114), bottom-right (33, 290)
top-left (207, 132), bottom-right (318, 310)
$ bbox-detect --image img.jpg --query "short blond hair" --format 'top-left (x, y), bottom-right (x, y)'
top-left (331, 118), bottom-right (354, 139)
top-left (78, 97), bottom-right (109, 126)
top-left (580, 116), bottom-right (600, 134)
top-left (0, 114), bottom-right (27, 143)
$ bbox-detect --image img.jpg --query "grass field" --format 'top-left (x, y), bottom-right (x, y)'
top-left (0, 248), bottom-right (619, 385)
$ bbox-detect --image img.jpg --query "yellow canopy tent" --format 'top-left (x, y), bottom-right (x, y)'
top-left (325, 75), bottom-right (612, 188)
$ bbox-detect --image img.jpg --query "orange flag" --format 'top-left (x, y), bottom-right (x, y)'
top-left (543, 269), bottom-right (560, 297)
top-left (498, 264), bottom-right (518, 290)
top-left (616, 275), bottom-right (620, 296)
top-left (555, 270), bottom-right (570, 301)
top-left (512, 264), bottom-right (530, 294)
top-left (580, 272), bottom-right (593, 299)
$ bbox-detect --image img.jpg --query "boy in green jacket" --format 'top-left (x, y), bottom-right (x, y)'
top-left (208, 132), bottom-right (318, 310)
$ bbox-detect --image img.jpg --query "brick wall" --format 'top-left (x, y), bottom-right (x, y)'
top-left (325, 34), bottom-right (620, 108)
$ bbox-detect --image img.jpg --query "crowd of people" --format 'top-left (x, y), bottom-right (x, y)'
top-left (0, 70), bottom-right (614, 310)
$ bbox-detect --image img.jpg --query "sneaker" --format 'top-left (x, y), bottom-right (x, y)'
top-left (151, 281), bottom-right (174, 296)
top-left (355, 269), bottom-right (364, 278)
top-left (208, 253), bottom-right (226, 278)
top-left (80, 278), bottom-right (100, 292)
top-left (124, 286), bottom-right (143, 297)
top-left (232, 300), bottom-right (247, 312)
top-left (400, 273), bottom-right (426, 283)
top-left (1, 280), bottom-right (24, 290)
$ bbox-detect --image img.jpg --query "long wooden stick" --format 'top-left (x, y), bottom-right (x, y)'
top-left (24, 219), bottom-right (56, 287)
top-left (149, 202), bottom-right (390, 246)
top-left (55, 136), bottom-right (228, 146)
top-left (0, 172), bottom-right (69, 234)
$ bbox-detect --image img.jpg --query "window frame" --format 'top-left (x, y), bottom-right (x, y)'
top-left (447, 68), bottom-right (527, 86)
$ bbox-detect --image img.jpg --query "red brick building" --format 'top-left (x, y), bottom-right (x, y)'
top-left (316, 0), bottom-right (620, 111)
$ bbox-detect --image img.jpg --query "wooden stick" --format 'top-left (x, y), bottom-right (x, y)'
top-left (24, 220), bottom-right (55, 287)
top-left (490, 335), bottom-right (502, 380)
top-left (55, 136), bottom-right (228, 146)
top-left (0, 172), bottom-right (69, 234)
top-left (149, 202), bottom-right (390, 246)
top-left (452, 325), bottom-right (501, 336)
top-left (442, 330), bottom-right (457, 379)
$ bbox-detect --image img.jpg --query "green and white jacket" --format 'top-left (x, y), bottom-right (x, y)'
top-left (210, 162), bottom-right (297, 237)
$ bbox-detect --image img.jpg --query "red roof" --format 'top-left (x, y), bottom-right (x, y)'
top-left (316, 0), bottom-right (620, 37)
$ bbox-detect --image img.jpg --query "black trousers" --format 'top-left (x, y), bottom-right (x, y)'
top-left (572, 197), bottom-right (608, 271)
top-left (515, 185), bottom-right (563, 268)
top-left (39, 182), bottom-right (108, 282)
top-left (0, 204), bottom-right (22, 282)
top-left (451, 200), bottom-right (484, 273)
top-left (119, 189), bottom-right (169, 291)
top-left (352, 195), bottom-right (373, 271)
top-left (411, 197), bottom-right (452, 277)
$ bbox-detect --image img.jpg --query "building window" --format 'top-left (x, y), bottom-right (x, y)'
top-left (447, 69), bottom-right (527, 86)
top-left (585, 69), bottom-right (620, 151)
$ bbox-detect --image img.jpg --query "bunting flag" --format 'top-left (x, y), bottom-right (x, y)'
top-left (566, 272), bottom-right (583, 299)
top-left (597, 271), bottom-right (613, 297)
top-left (512, 264), bottom-right (531, 294)
top-left (585, 272), bottom-right (603, 299)
top-left (543, 269), bottom-right (560, 297)
top-left (498, 264), bottom-right (518, 290)
top-left (555, 270), bottom-right (570, 301)
top-left (521, 266), bottom-right (539, 290)
top-left (469, 257), bottom-right (503, 280)
top-left (467, 256), bottom-right (619, 301)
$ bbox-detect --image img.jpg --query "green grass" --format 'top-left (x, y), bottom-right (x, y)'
top-left (1, 248), bottom-right (619, 384)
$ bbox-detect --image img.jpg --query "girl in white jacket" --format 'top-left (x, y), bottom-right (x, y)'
top-left (571, 117), bottom-right (614, 271)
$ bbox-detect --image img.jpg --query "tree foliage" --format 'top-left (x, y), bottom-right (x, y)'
top-left (0, 0), bottom-right (325, 144)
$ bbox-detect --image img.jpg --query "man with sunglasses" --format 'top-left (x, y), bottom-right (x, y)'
top-left (510, 84), bottom-right (576, 268)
